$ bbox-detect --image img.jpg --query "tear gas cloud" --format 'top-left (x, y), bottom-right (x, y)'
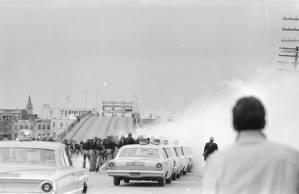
top-left (136, 68), bottom-right (299, 172)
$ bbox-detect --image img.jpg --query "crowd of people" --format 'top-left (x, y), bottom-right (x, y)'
top-left (62, 132), bottom-right (146, 172)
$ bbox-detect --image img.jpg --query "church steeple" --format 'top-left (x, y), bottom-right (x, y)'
top-left (26, 95), bottom-right (33, 114)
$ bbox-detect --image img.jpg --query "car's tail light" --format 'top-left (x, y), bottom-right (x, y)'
top-left (109, 162), bottom-right (115, 168)
top-left (156, 163), bottom-right (163, 170)
top-left (173, 160), bottom-right (176, 167)
top-left (41, 182), bottom-right (53, 193)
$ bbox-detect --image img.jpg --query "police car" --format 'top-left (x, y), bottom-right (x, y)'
top-left (181, 146), bottom-right (193, 173)
top-left (162, 140), bottom-right (182, 180)
top-left (174, 145), bottom-right (193, 175)
top-left (106, 139), bottom-right (174, 186)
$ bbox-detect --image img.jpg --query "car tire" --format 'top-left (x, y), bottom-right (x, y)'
top-left (177, 173), bottom-right (180, 178)
top-left (114, 177), bottom-right (120, 186)
top-left (124, 178), bottom-right (130, 183)
top-left (82, 182), bottom-right (88, 193)
top-left (187, 165), bottom-right (192, 173)
top-left (158, 178), bottom-right (165, 186)
top-left (166, 177), bottom-right (172, 184)
top-left (172, 173), bottom-right (177, 181)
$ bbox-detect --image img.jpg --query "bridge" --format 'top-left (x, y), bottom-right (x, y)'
top-left (64, 115), bottom-right (134, 141)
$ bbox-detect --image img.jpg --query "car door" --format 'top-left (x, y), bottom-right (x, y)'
top-left (58, 148), bottom-right (78, 193)
top-left (161, 148), bottom-right (172, 179)
top-left (174, 147), bottom-right (184, 172)
top-left (165, 147), bottom-right (176, 174)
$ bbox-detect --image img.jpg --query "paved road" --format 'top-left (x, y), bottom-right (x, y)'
top-left (72, 155), bottom-right (202, 194)
top-left (87, 171), bottom-right (201, 194)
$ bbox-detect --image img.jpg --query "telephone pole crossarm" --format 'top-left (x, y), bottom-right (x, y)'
top-left (278, 17), bottom-right (299, 71)
top-left (281, 38), bottom-right (299, 42)
top-left (278, 54), bottom-right (296, 57)
top-left (283, 16), bottom-right (299, 21)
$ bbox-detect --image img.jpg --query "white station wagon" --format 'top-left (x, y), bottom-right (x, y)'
top-left (107, 143), bottom-right (174, 186)
top-left (0, 140), bottom-right (88, 194)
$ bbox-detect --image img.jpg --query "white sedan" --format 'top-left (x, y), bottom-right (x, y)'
top-left (0, 140), bottom-right (88, 194)
top-left (107, 144), bottom-right (174, 186)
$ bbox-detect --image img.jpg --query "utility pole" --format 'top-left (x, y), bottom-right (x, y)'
top-left (278, 16), bottom-right (299, 71)
top-left (131, 93), bottom-right (138, 113)
top-left (84, 91), bottom-right (87, 109)
top-left (95, 94), bottom-right (101, 114)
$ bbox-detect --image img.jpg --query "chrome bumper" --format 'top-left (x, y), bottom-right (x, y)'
top-left (107, 170), bottom-right (165, 178)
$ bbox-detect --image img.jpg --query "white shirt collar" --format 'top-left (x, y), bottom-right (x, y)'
top-left (236, 130), bottom-right (266, 144)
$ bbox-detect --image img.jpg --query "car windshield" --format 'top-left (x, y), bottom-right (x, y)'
top-left (119, 148), bottom-right (160, 158)
top-left (0, 147), bottom-right (56, 165)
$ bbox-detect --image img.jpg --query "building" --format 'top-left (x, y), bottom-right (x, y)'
top-left (40, 104), bottom-right (91, 119)
top-left (0, 119), bottom-right (13, 139)
top-left (102, 101), bottom-right (135, 116)
top-left (13, 120), bottom-right (34, 139)
top-left (0, 95), bottom-right (37, 139)
top-left (34, 119), bottom-right (51, 140)
top-left (13, 119), bottom-right (52, 140)
top-left (0, 109), bottom-right (27, 121)
top-left (51, 116), bottom-right (77, 139)
top-left (0, 95), bottom-right (37, 121)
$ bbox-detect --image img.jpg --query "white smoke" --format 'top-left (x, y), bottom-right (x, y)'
top-left (136, 67), bottom-right (299, 173)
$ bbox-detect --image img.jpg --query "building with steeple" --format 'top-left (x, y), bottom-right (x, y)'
top-left (26, 95), bottom-right (33, 114)
top-left (0, 95), bottom-right (37, 139)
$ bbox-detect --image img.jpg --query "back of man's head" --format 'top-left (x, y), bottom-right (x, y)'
top-left (233, 96), bottom-right (266, 132)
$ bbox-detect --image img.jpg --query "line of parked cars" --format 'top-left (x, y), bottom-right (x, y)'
top-left (106, 139), bottom-right (193, 186)
top-left (0, 130), bottom-right (193, 193)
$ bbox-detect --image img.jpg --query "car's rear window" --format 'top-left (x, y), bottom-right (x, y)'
top-left (119, 148), bottom-right (160, 158)
top-left (0, 148), bottom-right (56, 165)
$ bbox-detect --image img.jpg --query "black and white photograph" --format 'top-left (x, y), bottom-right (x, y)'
top-left (0, 0), bottom-right (299, 193)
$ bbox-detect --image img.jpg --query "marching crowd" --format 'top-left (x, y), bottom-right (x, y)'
top-left (62, 132), bottom-right (146, 172)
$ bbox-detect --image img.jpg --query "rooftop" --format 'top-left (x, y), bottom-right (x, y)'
top-left (0, 140), bottom-right (64, 150)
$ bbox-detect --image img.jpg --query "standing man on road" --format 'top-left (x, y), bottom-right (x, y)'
top-left (82, 139), bottom-right (91, 169)
top-left (95, 139), bottom-right (105, 172)
top-left (201, 96), bottom-right (299, 194)
top-left (119, 135), bottom-right (126, 148)
top-left (89, 138), bottom-right (97, 171)
top-left (203, 137), bottom-right (218, 161)
top-left (105, 136), bottom-right (116, 161)
top-left (125, 132), bottom-right (135, 145)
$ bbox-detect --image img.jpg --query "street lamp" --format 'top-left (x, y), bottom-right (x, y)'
top-left (96, 94), bottom-right (101, 114)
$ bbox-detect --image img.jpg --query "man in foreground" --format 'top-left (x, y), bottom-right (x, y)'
top-left (201, 96), bottom-right (299, 194)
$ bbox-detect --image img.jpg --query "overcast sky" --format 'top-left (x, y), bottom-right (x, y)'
top-left (0, 0), bottom-right (298, 115)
